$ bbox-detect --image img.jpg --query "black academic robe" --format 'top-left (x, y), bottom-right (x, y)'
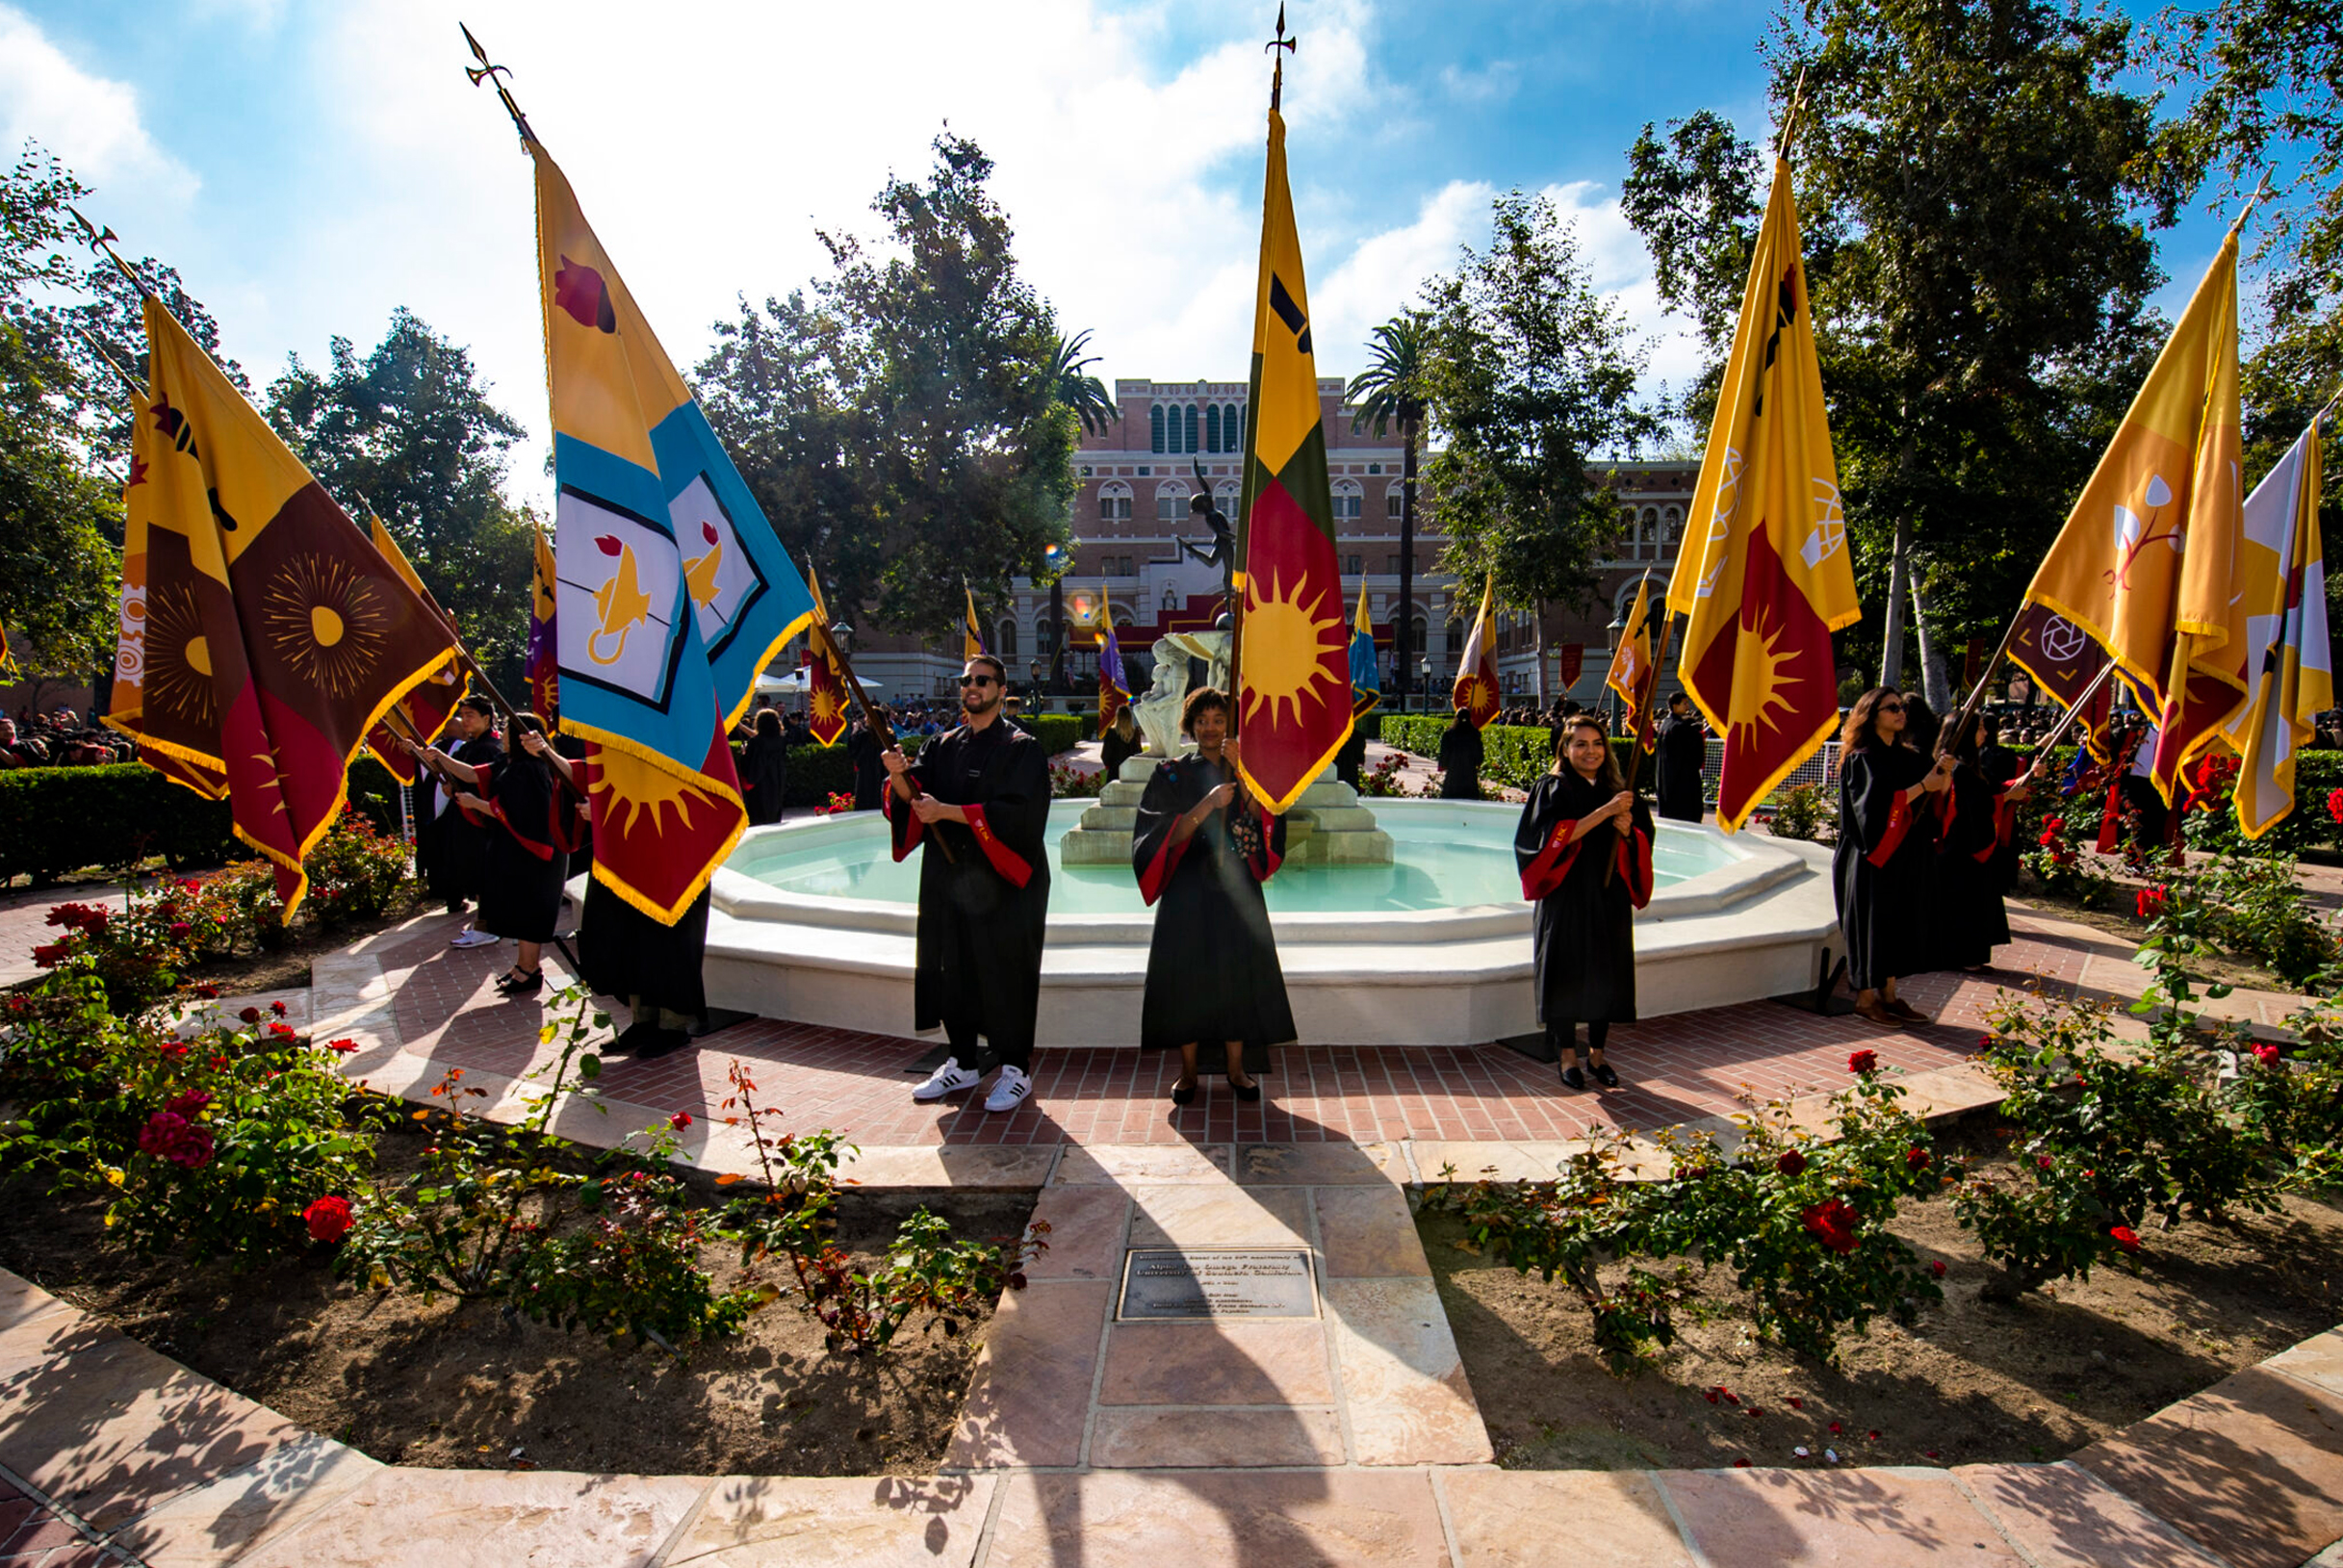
top-left (467, 752), bottom-right (577, 944)
top-left (1833, 745), bottom-right (1934, 990)
top-left (1439, 722), bottom-right (1483, 799)
top-left (1333, 724), bottom-right (1368, 790)
top-left (1132, 756), bottom-right (1295, 1069)
top-left (1928, 758), bottom-right (2018, 969)
top-left (579, 879), bottom-right (709, 1020)
top-left (1515, 771), bottom-right (1654, 1026)
top-left (1100, 725), bottom-right (1143, 785)
top-left (848, 726), bottom-right (885, 810)
top-left (1656, 715), bottom-right (1706, 823)
top-left (740, 734), bottom-right (790, 826)
top-left (1976, 742), bottom-right (2022, 892)
top-left (887, 719), bottom-right (1052, 1054)
top-left (424, 731), bottom-right (503, 908)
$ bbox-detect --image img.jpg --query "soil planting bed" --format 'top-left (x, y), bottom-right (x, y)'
top-left (0, 1113), bottom-right (1036, 1477)
top-left (1425, 1122), bottom-right (2343, 1472)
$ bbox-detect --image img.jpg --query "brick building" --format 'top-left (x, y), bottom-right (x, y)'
top-left (819, 377), bottom-right (1701, 713)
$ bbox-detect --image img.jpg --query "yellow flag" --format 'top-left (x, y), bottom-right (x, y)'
top-left (1451, 575), bottom-right (1500, 728)
top-left (2229, 415), bottom-right (2333, 836)
top-left (2017, 235), bottom-right (2243, 801)
top-left (1668, 158), bottom-right (1856, 832)
top-left (963, 582), bottom-right (987, 662)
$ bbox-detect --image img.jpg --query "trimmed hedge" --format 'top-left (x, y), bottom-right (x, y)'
top-left (760, 716), bottom-right (1083, 809)
top-left (0, 756), bottom-right (405, 886)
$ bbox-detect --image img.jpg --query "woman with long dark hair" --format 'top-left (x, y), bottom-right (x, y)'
top-left (1131, 687), bottom-right (1294, 1105)
top-left (1515, 714), bottom-right (1655, 1091)
top-left (740, 707), bottom-right (790, 826)
top-left (1833, 688), bottom-right (1954, 1027)
top-left (411, 711), bottom-right (580, 997)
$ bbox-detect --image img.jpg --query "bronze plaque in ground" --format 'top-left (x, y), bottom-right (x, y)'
top-left (1117, 1248), bottom-right (1319, 1321)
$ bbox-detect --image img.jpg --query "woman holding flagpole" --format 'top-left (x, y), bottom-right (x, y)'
top-left (1131, 688), bottom-right (1294, 1105)
top-left (1515, 714), bottom-right (1654, 1090)
top-left (1833, 688), bottom-right (1955, 1027)
top-left (410, 713), bottom-right (580, 997)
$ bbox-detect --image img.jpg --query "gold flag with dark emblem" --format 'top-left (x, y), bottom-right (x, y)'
top-left (124, 297), bottom-right (458, 915)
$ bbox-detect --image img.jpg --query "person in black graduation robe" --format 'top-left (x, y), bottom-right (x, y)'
top-left (1832, 688), bottom-right (1955, 1028)
top-left (1332, 719), bottom-right (1368, 791)
top-left (848, 712), bottom-right (886, 810)
top-left (1974, 715), bottom-right (2023, 893)
top-left (1515, 716), bottom-right (1655, 1091)
top-left (1655, 694), bottom-right (1707, 823)
top-left (1132, 688), bottom-right (1294, 1103)
top-left (1100, 707), bottom-right (1144, 785)
top-left (419, 697), bottom-right (502, 938)
top-left (415, 715), bottom-right (579, 995)
top-left (1439, 711), bottom-right (1483, 799)
top-left (1929, 712), bottom-right (2040, 971)
top-left (886, 657), bottom-right (1053, 1114)
top-left (579, 874), bottom-right (711, 1059)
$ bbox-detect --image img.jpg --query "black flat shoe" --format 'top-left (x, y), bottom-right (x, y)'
top-left (1560, 1064), bottom-right (1586, 1092)
top-left (1171, 1075), bottom-right (1197, 1107)
top-left (633, 1026), bottom-right (691, 1060)
top-left (1591, 1062), bottom-right (1619, 1089)
top-left (495, 968), bottom-right (543, 996)
top-left (1224, 1073), bottom-right (1262, 1103)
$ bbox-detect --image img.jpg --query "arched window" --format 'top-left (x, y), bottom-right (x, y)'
top-left (1184, 403), bottom-right (1200, 453)
top-left (1231, 403), bottom-right (1247, 453)
top-left (996, 620), bottom-right (1018, 659)
top-left (1097, 480), bottom-right (1133, 522)
top-left (1163, 586), bottom-right (1180, 611)
top-left (1204, 405), bottom-right (1222, 452)
top-left (1331, 479), bottom-right (1364, 521)
top-left (1155, 482), bottom-right (1189, 522)
top-left (1385, 485), bottom-right (1403, 518)
top-left (1214, 480), bottom-right (1241, 517)
top-left (1035, 617), bottom-right (1056, 655)
top-left (1614, 579), bottom-right (1645, 626)
top-left (1149, 405), bottom-right (1165, 454)
top-left (1640, 506), bottom-right (1660, 560)
top-left (1662, 505), bottom-right (1683, 553)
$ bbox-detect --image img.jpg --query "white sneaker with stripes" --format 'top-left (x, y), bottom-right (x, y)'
top-left (912, 1057), bottom-right (981, 1103)
top-left (984, 1065), bottom-right (1032, 1114)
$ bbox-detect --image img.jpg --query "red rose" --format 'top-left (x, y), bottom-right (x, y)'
top-left (193, 984), bottom-right (219, 999)
top-left (137, 1111), bottom-right (215, 1170)
top-left (30, 943), bottom-right (67, 967)
top-left (168, 921), bottom-right (192, 938)
top-left (164, 1091), bottom-right (211, 1118)
top-left (2108, 1225), bottom-right (2141, 1253)
top-left (1776, 1149), bottom-right (1808, 1177)
top-left (1906, 1146), bottom-right (1932, 1171)
top-left (1847, 1049), bottom-right (1879, 1076)
top-left (2135, 887), bottom-right (2169, 920)
top-left (238, 1007), bottom-right (262, 1023)
top-left (1930, 1260), bottom-right (1946, 1278)
top-left (303, 1195), bottom-right (353, 1244)
top-left (270, 1000), bottom-right (288, 1017)
top-left (325, 1038), bottom-right (359, 1055)
top-left (2037, 1154), bottom-right (2055, 1170)
top-left (2253, 1042), bottom-right (2281, 1067)
top-left (670, 1111), bottom-right (693, 1131)
top-left (1802, 1197), bottom-right (1860, 1255)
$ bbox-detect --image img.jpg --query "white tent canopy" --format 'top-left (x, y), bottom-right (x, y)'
top-left (754, 668), bottom-right (885, 697)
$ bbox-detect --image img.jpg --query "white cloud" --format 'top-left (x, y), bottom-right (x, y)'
top-left (0, 5), bottom-right (195, 198)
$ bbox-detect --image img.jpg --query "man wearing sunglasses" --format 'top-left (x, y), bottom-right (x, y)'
top-left (883, 654), bottom-right (1054, 1113)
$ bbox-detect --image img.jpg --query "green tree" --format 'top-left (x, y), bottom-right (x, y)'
top-left (697, 133), bottom-right (1076, 632)
top-left (1420, 190), bottom-right (1659, 701)
top-left (1347, 311), bottom-right (1431, 705)
top-left (1049, 328), bottom-right (1119, 438)
top-left (0, 144), bottom-right (119, 693)
top-left (54, 254), bottom-right (246, 476)
top-left (264, 310), bottom-right (535, 695)
top-left (1624, 1), bottom-right (2180, 706)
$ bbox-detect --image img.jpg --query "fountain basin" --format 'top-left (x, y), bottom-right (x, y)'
top-left (688, 799), bottom-right (1841, 1048)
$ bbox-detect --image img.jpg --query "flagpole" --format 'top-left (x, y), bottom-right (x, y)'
top-left (346, 491), bottom-right (526, 720)
top-left (71, 325), bottom-right (144, 398)
top-left (2030, 658), bottom-right (2122, 758)
top-left (1936, 611), bottom-right (2026, 758)
top-left (811, 562), bottom-right (954, 861)
top-left (459, 24), bottom-right (536, 147)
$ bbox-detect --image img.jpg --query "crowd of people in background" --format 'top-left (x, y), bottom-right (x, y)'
top-left (0, 708), bottom-right (135, 769)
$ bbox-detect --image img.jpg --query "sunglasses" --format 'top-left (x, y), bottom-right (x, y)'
top-left (1878, 702), bottom-right (1905, 713)
top-left (959, 676), bottom-right (998, 688)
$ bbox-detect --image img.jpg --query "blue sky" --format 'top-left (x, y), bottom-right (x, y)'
top-left (3, 0), bottom-right (2246, 494)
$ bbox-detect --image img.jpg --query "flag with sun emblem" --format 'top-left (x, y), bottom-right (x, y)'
top-left (804, 569), bottom-right (851, 748)
top-left (532, 137), bottom-right (818, 920)
top-left (2014, 233), bottom-right (2245, 805)
top-left (1452, 576), bottom-right (1500, 729)
top-left (1231, 91), bottom-right (1353, 814)
top-left (1665, 156), bottom-right (1859, 834)
top-left (1605, 570), bottom-right (1659, 751)
top-left (356, 515), bottom-right (466, 786)
top-left (104, 298), bottom-right (458, 915)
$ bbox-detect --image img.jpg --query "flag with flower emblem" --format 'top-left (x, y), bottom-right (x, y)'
top-left (1232, 90), bottom-right (1352, 813)
top-left (2015, 234), bottom-right (2245, 804)
top-left (102, 299), bottom-right (457, 916)
top-left (2227, 413), bottom-right (2332, 837)
top-left (804, 568), bottom-right (850, 748)
top-left (1665, 157), bottom-right (1859, 833)
top-left (1452, 575), bottom-right (1500, 728)
top-left (530, 135), bottom-right (817, 920)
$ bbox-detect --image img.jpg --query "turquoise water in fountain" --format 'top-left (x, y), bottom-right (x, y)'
top-left (738, 802), bottom-right (1738, 916)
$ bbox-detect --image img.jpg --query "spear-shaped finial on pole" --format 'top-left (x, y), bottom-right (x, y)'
top-left (2228, 166), bottom-right (2277, 241)
top-left (1776, 63), bottom-right (1811, 157)
top-left (66, 208), bottom-right (151, 298)
top-left (460, 22), bottom-right (536, 148)
top-left (1266, 4), bottom-right (1296, 114)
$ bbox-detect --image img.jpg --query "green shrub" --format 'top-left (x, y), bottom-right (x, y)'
top-left (1764, 784), bottom-right (1831, 841)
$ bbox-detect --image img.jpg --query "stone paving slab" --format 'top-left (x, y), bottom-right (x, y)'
top-left (660, 1475), bottom-right (993, 1568)
top-left (983, 1470), bottom-right (1454, 1566)
top-left (2073, 1364), bottom-right (2343, 1568)
top-left (1440, 1469), bottom-right (1696, 1567)
top-left (943, 1281), bottom-right (1111, 1470)
top-left (221, 1469), bottom-right (708, 1568)
top-left (110, 1434), bottom-right (383, 1567)
top-left (1952, 1461), bottom-right (2232, 1568)
top-left (1661, 1465), bottom-right (2029, 1566)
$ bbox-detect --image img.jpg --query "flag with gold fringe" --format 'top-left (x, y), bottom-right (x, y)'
top-left (531, 136), bottom-right (818, 921)
top-left (2013, 234), bottom-right (2245, 804)
top-left (963, 582), bottom-right (988, 663)
top-left (1097, 586), bottom-right (1131, 733)
top-left (1666, 156), bottom-right (1859, 833)
top-left (2227, 413), bottom-right (2333, 837)
top-left (804, 569), bottom-right (851, 748)
top-left (1232, 84), bottom-right (1353, 813)
top-left (526, 521), bottom-right (558, 720)
top-left (357, 515), bottom-right (465, 786)
top-left (1349, 583), bottom-right (1380, 717)
top-left (1605, 570), bottom-right (1661, 752)
top-left (103, 299), bottom-right (457, 916)
top-left (1452, 575), bottom-right (1499, 729)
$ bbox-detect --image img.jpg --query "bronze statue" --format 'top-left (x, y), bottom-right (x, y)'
top-left (1177, 456), bottom-right (1239, 623)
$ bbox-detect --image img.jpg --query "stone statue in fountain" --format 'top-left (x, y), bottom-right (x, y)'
top-left (1133, 630), bottom-right (1233, 757)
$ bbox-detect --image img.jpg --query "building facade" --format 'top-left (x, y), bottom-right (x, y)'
top-left (826, 376), bottom-right (1701, 714)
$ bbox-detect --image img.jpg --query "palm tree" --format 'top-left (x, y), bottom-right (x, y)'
top-left (1048, 328), bottom-right (1119, 438)
top-left (1347, 312), bottom-right (1429, 706)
